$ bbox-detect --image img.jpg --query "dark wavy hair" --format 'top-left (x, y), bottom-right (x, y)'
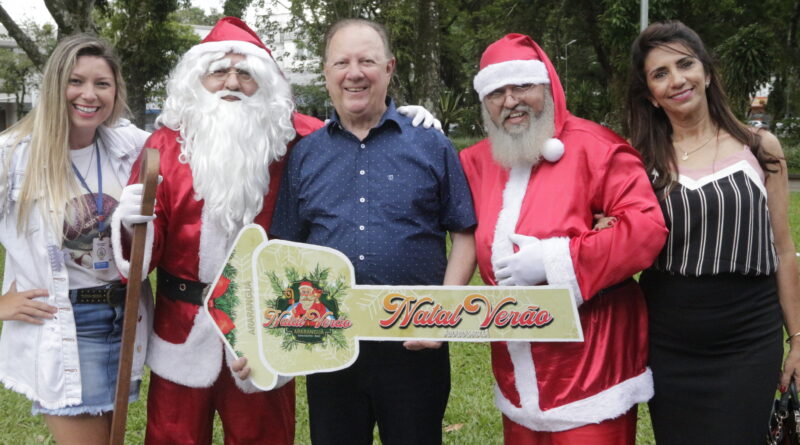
top-left (626, 20), bottom-right (777, 193)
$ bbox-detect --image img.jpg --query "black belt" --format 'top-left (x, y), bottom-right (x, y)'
top-left (157, 268), bottom-right (207, 306)
top-left (594, 278), bottom-right (635, 298)
top-left (69, 282), bottom-right (126, 305)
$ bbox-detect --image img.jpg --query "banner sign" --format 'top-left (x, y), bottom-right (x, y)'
top-left (204, 225), bottom-right (583, 390)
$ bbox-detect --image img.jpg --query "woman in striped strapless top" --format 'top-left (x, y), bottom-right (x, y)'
top-left (624, 20), bottom-right (800, 444)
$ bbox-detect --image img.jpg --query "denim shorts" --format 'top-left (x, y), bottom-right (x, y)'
top-left (31, 301), bottom-right (140, 416)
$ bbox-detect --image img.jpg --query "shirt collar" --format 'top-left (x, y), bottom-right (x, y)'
top-left (326, 97), bottom-right (401, 135)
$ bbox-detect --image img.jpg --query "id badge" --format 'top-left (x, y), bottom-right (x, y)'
top-left (92, 237), bottom-right (112, 270)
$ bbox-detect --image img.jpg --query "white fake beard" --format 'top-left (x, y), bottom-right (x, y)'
top-left (299, 296), bottom-right (314, 310)
top-left (483, 92), bottom-right (555, 169)
top-left (181, 89), bottom-right (286, 232)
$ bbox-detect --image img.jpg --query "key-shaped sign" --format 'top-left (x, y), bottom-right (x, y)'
top-left (204, 225), bottom-right (583, 390)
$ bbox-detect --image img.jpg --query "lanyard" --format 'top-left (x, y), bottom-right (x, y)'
top-left (70, 138), bottom-right (105, 232)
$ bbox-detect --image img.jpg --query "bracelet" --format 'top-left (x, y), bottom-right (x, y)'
top-left (786, 331), bottom-right (800, 343)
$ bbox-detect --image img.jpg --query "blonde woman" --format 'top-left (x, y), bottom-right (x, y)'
top-left (0, 34), bottom-right (151, 444)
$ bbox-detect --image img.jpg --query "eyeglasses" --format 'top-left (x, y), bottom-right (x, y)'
top-left (485, 84), bottom-right (536, 105)
top-left (205, 68), bottom-right (254, 83)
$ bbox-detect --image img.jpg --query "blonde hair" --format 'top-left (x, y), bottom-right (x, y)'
top-left (3, 34), bottom-right (128, 234)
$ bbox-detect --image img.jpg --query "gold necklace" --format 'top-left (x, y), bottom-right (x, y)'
top-left (678, 133), bottom-right (716, 161)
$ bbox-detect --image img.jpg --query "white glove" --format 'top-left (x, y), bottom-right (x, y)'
top-left (117, 183), bottom-right (156, 233)
top-left (397, 105), bottom-right (443, 132)
top-left (494, 234), bottom-right (546, 286)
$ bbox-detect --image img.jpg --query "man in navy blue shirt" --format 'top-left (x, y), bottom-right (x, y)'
top-left (271, 17), bottom-right (476, 445)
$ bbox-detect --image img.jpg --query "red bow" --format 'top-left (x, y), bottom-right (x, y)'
top-left (207, 276), bottom-right (235, 335)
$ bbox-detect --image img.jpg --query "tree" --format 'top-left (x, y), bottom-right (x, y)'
top-left (0, 1), bottom-right (201, 128)
top-left (223, 0), bottom-right (255, 18)
top-left (0, 22), bottom-right (57, 117)
top-left (99, 0), bottom-right (199, 126)
top-left (0, 50), bottom-right (34, 115)
top-left (174, 6), bottom-right (224, 25)
top-left (0, 0), bottom-right (105, 70)
top-left (257, 0), bottom-right (446, 106)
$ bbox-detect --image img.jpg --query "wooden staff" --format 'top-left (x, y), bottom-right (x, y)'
top-left (109, 148), bottom-right (159, 445)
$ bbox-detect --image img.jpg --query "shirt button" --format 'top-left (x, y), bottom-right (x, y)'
top-left (359, 197), bottom-right (365, 203)
top-left (360, 143), bottom-right (366, 149)
top-left (358, 255), bottom-right (365, 260)
top-left (359, 170), bottom-right (366, 175)
top-left (359, 225), bottom-right (365, 231)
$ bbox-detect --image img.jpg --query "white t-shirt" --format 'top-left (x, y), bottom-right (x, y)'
top-left (64, 137), bottom-right (124, 289)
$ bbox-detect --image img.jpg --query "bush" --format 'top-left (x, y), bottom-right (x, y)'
top-left (776, 116), bottom-right (800, 144)
top-left (785, 142), bottom-right (800, 174)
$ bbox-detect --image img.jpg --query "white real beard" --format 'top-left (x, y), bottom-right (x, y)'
top-left (182, 89), bottom-right (288, 233)
top-left (483, 92), bottom-right (555, 169)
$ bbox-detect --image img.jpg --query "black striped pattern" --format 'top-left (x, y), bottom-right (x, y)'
top-left (654, 169), bottom-right (778, 276)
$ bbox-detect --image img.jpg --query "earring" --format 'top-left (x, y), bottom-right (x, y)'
top-left (705, 80), bottom-right (710, 88)
top-left (650, 100), bottom-right (660, 108)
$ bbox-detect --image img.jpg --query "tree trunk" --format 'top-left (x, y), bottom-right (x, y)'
top-left (127, 80), bottom-right (147, 128)
top-left (0, 6), bottom-right (47, 69)
top-left (414, 0), bottom-right (440, 110)
top-left (44, 0), bottom-right (98, 38)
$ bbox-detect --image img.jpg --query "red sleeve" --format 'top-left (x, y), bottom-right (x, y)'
top-left (569, 143), bottom-right (667, 300)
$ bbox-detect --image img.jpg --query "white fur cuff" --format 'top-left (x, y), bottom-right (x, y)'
top-left (539, 237), bottom-right (583, 307)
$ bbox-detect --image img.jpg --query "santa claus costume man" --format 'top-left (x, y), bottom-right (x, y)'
top-left (289, 281), bottom-right (331, 324)
top-left (113, 17), bottom-right (323, 444)
top-left (458, 34), bottom-right (668, 444)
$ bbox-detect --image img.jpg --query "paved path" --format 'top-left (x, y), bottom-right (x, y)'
top-left (792, 179), bottom-right (800, 193)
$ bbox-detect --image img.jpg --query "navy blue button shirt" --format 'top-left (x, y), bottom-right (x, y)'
top-left (272, 99), bottom-right (476, 286)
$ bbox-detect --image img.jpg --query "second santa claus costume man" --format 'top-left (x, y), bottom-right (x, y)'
top-left (459, 34), bottom-right (668, 444)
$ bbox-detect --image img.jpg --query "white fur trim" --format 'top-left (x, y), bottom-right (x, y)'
top-left (110, 208), bottom-right (153, 279)
top-left (474, 60), bottom-right (550, 100)
top-left (539, 237), bottom-right (583, 307)
top-left (197, 204), bottom-right (237, 283)
top-left (492, 164), bottom-right (533, 275)
top-left (147, 309), bottom-right (224, 387)
top-left (185, 40), bottom-right (272, 63)
top-left (541, 138), bottom-right (564, 163)
top-left (495, 342), bottom-right (653, 432)
top-left (223, 348), bottom-right (291, 393)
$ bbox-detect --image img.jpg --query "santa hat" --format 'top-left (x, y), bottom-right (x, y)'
top-left (299, 281), bottom-right (313, 289)
top-left (474, 33), bottom-right (565, 163)
top-left (185, 16), bottom-right (274, 62)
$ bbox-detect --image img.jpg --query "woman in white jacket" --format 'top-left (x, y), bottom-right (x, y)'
top-left (0, 34), bottom-right (150, 444)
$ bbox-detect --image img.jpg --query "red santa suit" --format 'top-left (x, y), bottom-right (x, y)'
top-left (112, 17), bottom-right (324, 445)
top-left (130, 117), bottom-right (321, 443)
top-left (291, 301), bottom-right (330, 322)
top-left (460, 34), bottom-right (667, 436)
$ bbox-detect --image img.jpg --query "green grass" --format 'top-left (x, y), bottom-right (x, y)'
top-left (1, 191), bottom-right (798, 444)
